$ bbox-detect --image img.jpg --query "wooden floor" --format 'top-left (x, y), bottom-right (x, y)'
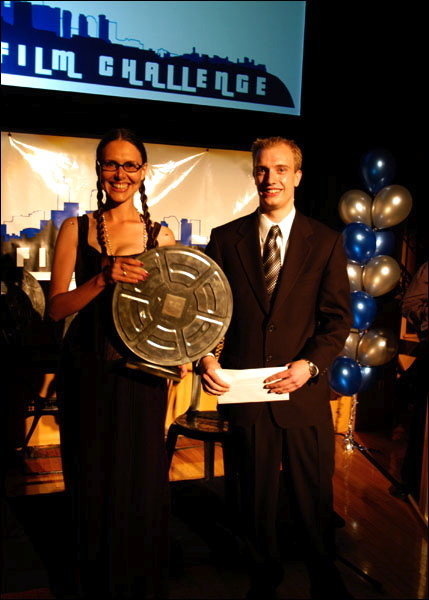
top-left (2, 434), bottom-right (428, 600)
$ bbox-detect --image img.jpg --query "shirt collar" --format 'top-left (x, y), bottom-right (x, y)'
top-left (259, 207), bottom-right (296, 244)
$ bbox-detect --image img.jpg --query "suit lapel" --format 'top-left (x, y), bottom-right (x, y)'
top-left (236, 211), bottom-right (270, 314)
top-left (271, 212), bottom-right (313, 314)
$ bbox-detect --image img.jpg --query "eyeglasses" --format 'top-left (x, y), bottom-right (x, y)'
top-left (98, 160), bottom-right (144, 173)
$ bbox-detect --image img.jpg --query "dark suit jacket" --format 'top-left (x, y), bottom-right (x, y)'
top-left (205, 209), bottom-right (352, 428)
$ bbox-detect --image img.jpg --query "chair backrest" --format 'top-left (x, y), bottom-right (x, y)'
top-left (188, 339), bottom-right (224, 412)
top-left (189, 366), bottom-right (202, 412)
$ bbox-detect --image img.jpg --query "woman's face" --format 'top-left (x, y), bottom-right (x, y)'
top-left (99, 139), bottom-right (147, 205)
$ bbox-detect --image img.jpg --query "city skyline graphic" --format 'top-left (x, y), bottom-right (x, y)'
top-left (1, 1), bottom-right (295, 109)
top-left (1, 196), bottom-right (203, 276)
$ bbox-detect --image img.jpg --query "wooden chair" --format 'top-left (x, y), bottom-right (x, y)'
top-left (20, 393), bottom-right (59, 452)
top-left (165, 364), bottom-right (239, 512)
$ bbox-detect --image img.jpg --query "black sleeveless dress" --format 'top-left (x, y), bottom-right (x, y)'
top-left (57, 214), bottom-right (169, 599)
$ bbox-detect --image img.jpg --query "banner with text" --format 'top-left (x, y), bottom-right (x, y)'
top-left (1, 1), bottom-right (306, 115)
top-left (1, 131), bottom-right (258, 278)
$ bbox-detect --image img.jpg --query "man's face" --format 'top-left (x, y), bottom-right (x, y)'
top-left (253, 143), bottom-right (302, 218)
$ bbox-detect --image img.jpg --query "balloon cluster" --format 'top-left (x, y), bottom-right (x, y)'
top-left (329, 149), bottom-right (412, 396)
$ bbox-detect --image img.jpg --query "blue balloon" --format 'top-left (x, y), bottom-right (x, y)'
top-left (342, 222), bottom-right (376, 264)
top-left (360, 149), bottom-right (396, 195)
top-left (329, 356), bottom-right (362, 395)
top-left (374, 230), bottom-right (395, 256)
top-left (358, 365), bottom-right (378, 392)
top-left (351, 291), bottom-right (377, 330)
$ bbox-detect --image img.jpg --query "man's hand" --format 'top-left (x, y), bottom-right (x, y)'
top-left (263, 359), bottom-right (311, 394)
top-left (199, 355), bottom-right (230, 396)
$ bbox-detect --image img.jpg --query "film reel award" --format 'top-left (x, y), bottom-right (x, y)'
top-left (112, 245), bottom-right (232, 381)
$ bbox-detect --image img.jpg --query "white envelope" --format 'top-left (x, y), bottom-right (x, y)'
top-left (215, 367), bottom-right (290, 404)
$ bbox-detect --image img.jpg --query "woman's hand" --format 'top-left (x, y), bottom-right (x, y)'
top-left (103, 257), bottom-right (150, 284)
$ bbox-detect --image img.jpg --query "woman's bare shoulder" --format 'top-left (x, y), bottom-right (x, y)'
top-left (157, 225), bottom-right (175, 246)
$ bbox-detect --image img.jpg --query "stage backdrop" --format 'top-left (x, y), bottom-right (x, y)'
top-left (1, 131), bottom-right (258, 279)
top-left (1, 130), bottom-right (354, 438)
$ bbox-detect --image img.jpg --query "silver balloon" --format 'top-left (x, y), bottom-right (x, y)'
top-left (341, 331), bottom-right (361, 359)
top-left (357, 328), bottom-right (398, 366)
top-left (347, 260), bottom-right (363, 292)
top-left (362, 255), bottom-right (401, 297)
top-left (338, 189), bottom-right (373, 226)
top-left (372, 185), bottom-right (412, 229)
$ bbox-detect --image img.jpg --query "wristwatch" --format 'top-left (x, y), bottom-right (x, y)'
top-left (304, 359), bottom-right (319, 378)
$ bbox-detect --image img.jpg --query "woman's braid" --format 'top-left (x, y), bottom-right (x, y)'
top-left (140, 181), bottom-right (158, 249)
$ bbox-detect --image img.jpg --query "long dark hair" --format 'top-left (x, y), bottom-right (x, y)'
top-left (95, 128), bottom-right (158, 253)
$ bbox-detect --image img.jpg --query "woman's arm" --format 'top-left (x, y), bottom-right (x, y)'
top-left (49, 218), bottom-right (152, 322)
top-left (48, 217), bottom-right (107, 321)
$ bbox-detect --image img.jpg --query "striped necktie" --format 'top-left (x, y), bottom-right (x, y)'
top-left (263, 225), bottom-right (281, 296)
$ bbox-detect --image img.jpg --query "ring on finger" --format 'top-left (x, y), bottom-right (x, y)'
top-left (122, 269), bottom-right (127, 276)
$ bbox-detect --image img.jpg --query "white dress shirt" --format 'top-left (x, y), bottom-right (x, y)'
top-left (259, 207), bottom-right (319, 376)
top-left (259, 207), bottom-right (296, 265)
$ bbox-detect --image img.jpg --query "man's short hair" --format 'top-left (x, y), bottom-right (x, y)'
top-left (251, 137), bottom-right (303, 172)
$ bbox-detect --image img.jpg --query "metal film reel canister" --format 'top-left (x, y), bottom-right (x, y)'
top-left (112, 245), bottom-right (232, 380)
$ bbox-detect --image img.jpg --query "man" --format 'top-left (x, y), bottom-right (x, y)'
top-left (199, 137), bottom-right (353, 599)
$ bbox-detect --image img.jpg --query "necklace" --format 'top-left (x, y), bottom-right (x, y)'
top-left (101, 211), bottom-right (148, 256)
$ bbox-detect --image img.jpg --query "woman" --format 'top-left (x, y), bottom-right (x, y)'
top-left (49, 129), bottom-right (184, 599)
